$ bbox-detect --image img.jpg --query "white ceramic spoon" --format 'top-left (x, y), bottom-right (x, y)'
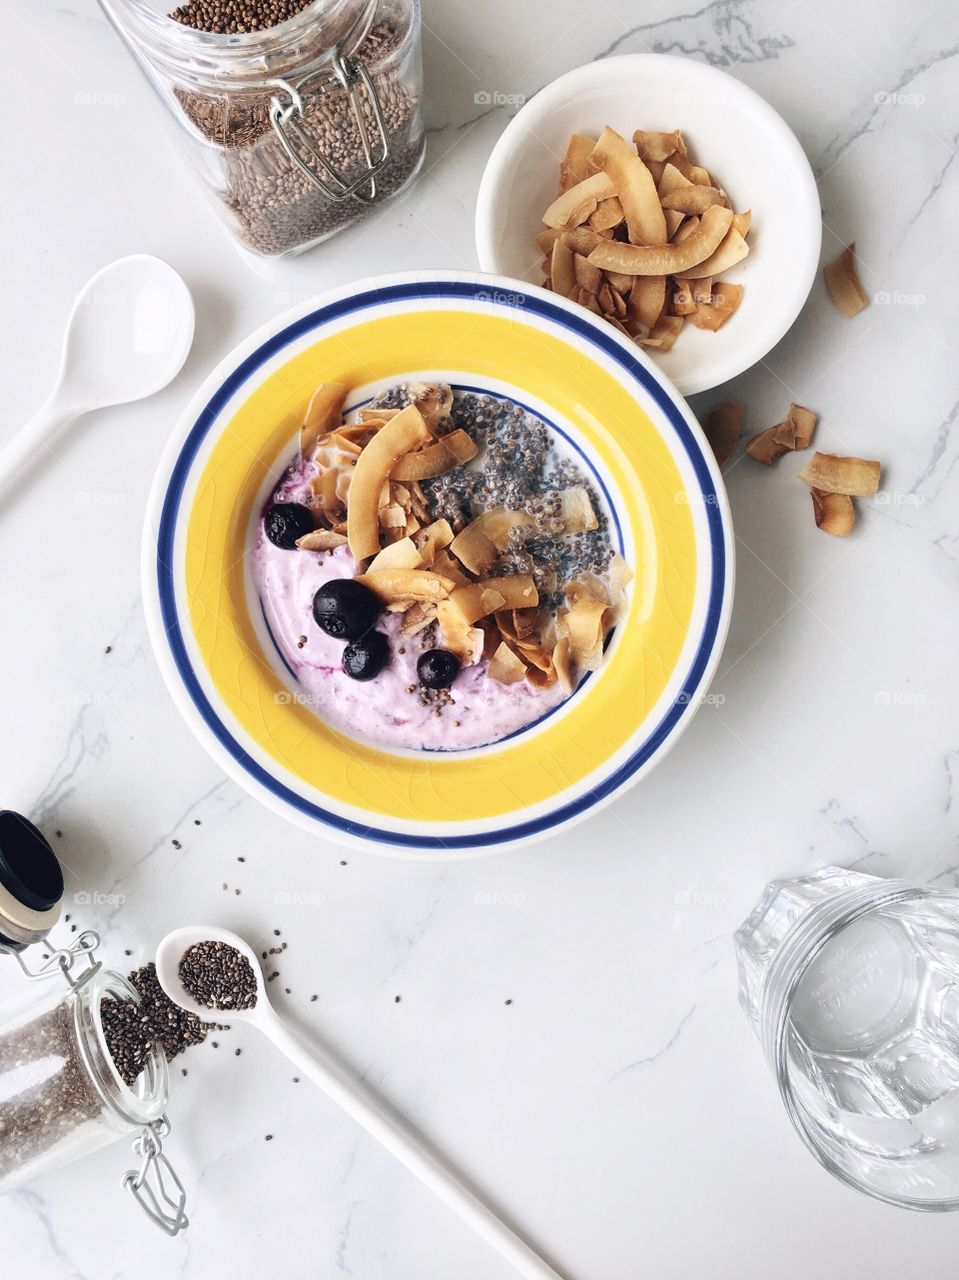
top-left (0, 254), bottom-right (194, 500)
top-left (156, 925), bottom-right (565, 1280)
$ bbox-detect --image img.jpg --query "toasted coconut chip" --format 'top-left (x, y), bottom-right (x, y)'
top-left (414, 518), bottom-right (454, 565)
top-left (598, 281), bottom-right (626, 319)
top-left (449, 575), bottom-right (539, 625)
top-left (391, 429), bottom-right (477, 482)
top-left (487, 642), bottom-right (528, 685)
top-left (703, 402), bottom-right (743, 470)
top-left (309, 467), bottom-right (342, 518)
top-left (608, 553), bottom-right (632, 596)
top-left (435, 599), bottom-right (484, 664)
top-left (664, 208), bottom-right (685, 239)
top-left (347, 404), bottom-right (431, 561)
top-left (824, 244), bottom-right (868, 318)
top-left (450, 525), bottom-right (497, 576)
top-left (604, 269), bottom-right (633, 294)
top-left (367, 536), bottom-right (423, 573)
top-left (638, 313), bottom-right (684, 351)
top-left (657, 162), bottom-right (690, 199)
top-left (632, 128), bottom-right (686, 162)
top-left (675, 227), bottom-right (748, 279)
top-left (561, 226), bottom-right (606, 257)
top-left (687, 282), bottom-right (743, 331)
top-left (400, 602), bottom-right (438, 635)
top-left (689, 276), bottom-right (713, 305)
top-left (536, 227), bottom-right (562, 255)
top-left (588, 206), bottom-right (732, 276)
top-left (558, 486), bottom-right (598, 533)
top-left (592, 126), bottom-right (667, 247)
top-left (378, 504), bottom-right (408, 530)
top-left (589, 197), bottom-right (625, 231)
top-left (797, 452), bottom-right (881, 496)
top-left (552, 635), bottom-right (575, 693)
top-left (731, 210), bottom-right (751, 238)
top-left (671, 215), bottom-right (700, 244)
top-left (745, 426), bottom-right (789, 465)
top-left (772, 403), bottom-right (818, 451)
top-left (574, 253), bottom-right (604, 294)
top-left (660, 184), bottom-right (726, 214)
top-left (543, 171), bottom-right (615, 228)
top-left (512, 607), bottom-right (546, 641)
top-left (300, 382), bottom-right (349, 457)
top-left (551, 237), bottom-right (576, 297)
top-left (564, 593), bottom-right (609, 671)
top-left (450, 508), bottom-right (536, 575)
top-left (431, 548), bottom-right (472, 587)
top-left (296, 529), bottom-right (347, 551)
top-left (565, 195), bottom-right (599, 228)
top-left (356, 568), bottom-right (454, 604)
top-left (811, 488), bottom-right (856, 537)
top-left (671, 278), bottom-right (696, 316)
top-left (560, 133), bottom-right (595, 192)
top-left (628, 275), bottom-right (666, 331)
top-left (669, 154), bottom-right (711, 185)
top-left (407, 382), bottom-right (453, 429)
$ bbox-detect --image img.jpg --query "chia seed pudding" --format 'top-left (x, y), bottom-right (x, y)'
top-left (251, 382), bottom-right (626, 752)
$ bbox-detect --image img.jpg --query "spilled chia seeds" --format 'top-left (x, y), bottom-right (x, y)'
top-left (101, 962), bottom-right (228, 1087)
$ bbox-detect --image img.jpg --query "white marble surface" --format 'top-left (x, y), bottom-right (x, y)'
top-left (1, 0), bottom-right (959, 1274)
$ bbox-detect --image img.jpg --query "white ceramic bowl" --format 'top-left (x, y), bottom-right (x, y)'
top-left (475, 54), bottom-right (822, 396)
top-left (143, 271), bottom-right (733, 858)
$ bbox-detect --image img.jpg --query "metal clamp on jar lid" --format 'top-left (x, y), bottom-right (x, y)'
top-left (269, 45), bottom-right (391, 203)
top-left (0, 810), bottom-right (64, 951)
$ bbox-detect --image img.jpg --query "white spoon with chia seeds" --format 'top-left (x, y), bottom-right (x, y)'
top-left (0, 255), bottom-right (194, 502)
top-left (156, 925), bottom-right (566, 1280)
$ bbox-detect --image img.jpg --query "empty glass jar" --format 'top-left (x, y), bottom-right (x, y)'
top-left (736, 866), bottom-right (959, 1211)
top-left (98, 0), bottom-right (426, 256)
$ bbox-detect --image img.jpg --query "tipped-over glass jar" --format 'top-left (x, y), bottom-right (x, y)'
top-left (97, 0), bottom-right (425, 256)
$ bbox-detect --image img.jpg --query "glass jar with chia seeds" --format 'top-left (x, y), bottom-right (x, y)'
top-left (0, 961), bottom-right (188, 1232)
top-left (97, 0), bottom-right (426, 256)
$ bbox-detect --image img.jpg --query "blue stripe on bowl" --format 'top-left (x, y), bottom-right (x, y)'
top-left (155, 279), bottom-right (728, 850)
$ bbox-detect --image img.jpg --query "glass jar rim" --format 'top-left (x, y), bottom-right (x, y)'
top-left (74, 967), bottom-right (169, 1129)
top-left (767, 883), bottom-right (959, 1211)
top-left (102, 0), bottom-right (381, 85)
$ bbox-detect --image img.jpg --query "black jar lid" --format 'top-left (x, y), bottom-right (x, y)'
top-left (0, 811), bottom-right (64, 948)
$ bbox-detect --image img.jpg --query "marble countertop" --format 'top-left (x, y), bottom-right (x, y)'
top-left (2, 0), bottom-right (959, 1274)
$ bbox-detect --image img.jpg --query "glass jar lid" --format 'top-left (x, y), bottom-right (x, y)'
top-left (0, 811), bottom-right (63, 950)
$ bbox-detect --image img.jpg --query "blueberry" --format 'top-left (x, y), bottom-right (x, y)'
top-left (417, 649), bottom-right (460, 690)
top-left (312, 579), bottom-right (380, 640)
top-left (265, 502), bottom-right (314, 549)
top-left (343, 632), bottom-right (390, 681)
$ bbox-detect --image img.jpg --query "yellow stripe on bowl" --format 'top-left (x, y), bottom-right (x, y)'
top-left (184, 309), bottom-right (696, 823)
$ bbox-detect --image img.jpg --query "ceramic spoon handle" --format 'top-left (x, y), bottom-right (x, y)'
top-left (261, 1008), bottom-right (566, 1280)
top-left (0, 399), bottom-right (67, 502)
